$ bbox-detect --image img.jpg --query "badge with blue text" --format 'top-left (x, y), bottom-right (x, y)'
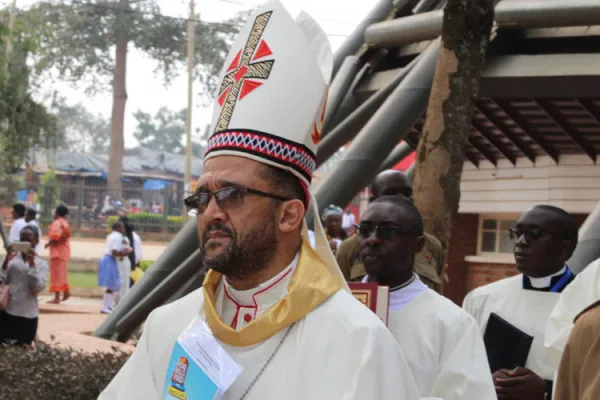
top-left (163, 320), bottom-right (242, 400)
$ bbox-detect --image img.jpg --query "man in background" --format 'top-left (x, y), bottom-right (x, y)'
top-left (342, 208), bottom-right (356, 233)
top-left (358, 195), bottom-right (495, 399)
top-left (25, 208), bottom-right (42, 254)
top-left (463, 205), bottom-right (578, 400)
top-left (9, 203), bottom-right (27, 244)
top-left (336, 170), bottom-right (445, 293)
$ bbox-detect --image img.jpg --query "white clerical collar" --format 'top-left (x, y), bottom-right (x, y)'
top-left (527, 265), bottom-right (567, 289)
top-left (362, 273), bottom-right (428, 312)
top-left (223, 252), bottom-right (299, 308)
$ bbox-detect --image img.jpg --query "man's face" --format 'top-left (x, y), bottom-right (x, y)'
top-left (196, 156), bottom-right (279, 280)
top-left (325, 214), bottom-right (342, 236)
top-left (358, 203), bottom-right (422, 281)
top-left (513, 208), bottom-right (573, 278)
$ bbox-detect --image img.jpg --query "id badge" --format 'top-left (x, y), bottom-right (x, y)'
top-left (163, 319), bottom-right (242, 400)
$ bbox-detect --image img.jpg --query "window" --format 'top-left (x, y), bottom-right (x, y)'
top-left (478, 215), bottom-right (519, 254)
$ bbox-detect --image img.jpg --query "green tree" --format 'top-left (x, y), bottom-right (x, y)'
top-left (0, 10), bottom-right (57, 177)
top-left (54, 95), bottom-right (111, 153)
top-left (25, 0), bottom-right (244, 194)
top-left (38, 167), bottom-right (60, 223)
top-left (133, 107), bottom-right (186, 153)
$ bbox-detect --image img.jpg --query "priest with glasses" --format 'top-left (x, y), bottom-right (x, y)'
top-left (463, 205), bottom-right (578, 400)
top-left (99, 1), bottom-right (427, 399)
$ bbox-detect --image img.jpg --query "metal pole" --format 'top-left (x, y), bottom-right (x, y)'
top-left (376, 141), bottom-right (413, 172)
top-left (184, 0), bottom-right (196, 223)
top-left (166, 268), bottom-right (206, 305)
top-left (316, 51), bottom-right (424, 166)
top-left (331, 0), bottom-right (393, 77)
top-left (93, 220), bottom-right (200, 339)
top-left (406, 161), bottom-right (416, 182)
top-left (322, 56), bottom-right (362, 134)
top-left (366, 0), bottom-right (600, 48)
top-left (114, 250), bottom-right (203, 341)
top-left (308, 41), bottom-right (439, 228)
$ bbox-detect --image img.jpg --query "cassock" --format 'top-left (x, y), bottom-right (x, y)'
top-left (385, 274), bottom-right (495, 399)
top-left (554, 299), bottom-right (600, 400)
top-left (463, 267), bottom-right (575, 388)
top-left (100, 2), bottom-right (436, 399)
top-left (99, 242), bottom-right (427, 399)
top-left (545, 258), bottom-right (600, 369)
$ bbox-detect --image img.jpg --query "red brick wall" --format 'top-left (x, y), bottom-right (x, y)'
top-left (444, 213), bottom-right (478, 305)
top-left (445, 212), bottom-right (589, 305)
top-left (467, 263), bottom-right (517, 293)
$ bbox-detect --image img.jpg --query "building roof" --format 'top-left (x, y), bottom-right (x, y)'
top-left (354, 18), bottom-right (600, 167)
top-left (29, 147), bottom-right (204, 181)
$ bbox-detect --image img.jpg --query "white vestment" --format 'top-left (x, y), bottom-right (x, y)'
top-left (463, 275), bottom-right (561, 381)
top-left (387, 276), bottom-right (495, 399)
top-left (99, 256), bottom-right (431, 400)
top-left (545, 259), bottom-right (600, 369)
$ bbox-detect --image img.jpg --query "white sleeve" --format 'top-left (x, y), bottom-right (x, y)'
top-left (429, 314), bottom-right (496, 400)
top-left (107, 234), bottom-right (123, 254)
top-left (545, 259), bottom-right (600, 368)
top-left (98, 311), bottom-right (160, 399)
top-left (9, 221), bottom-right (21, 243)
top-left (134, 233), bottom-right (143, 264)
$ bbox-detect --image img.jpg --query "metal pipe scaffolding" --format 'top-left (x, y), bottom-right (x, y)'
top-left (310, 41), bottom-right (439, 226)
top-left (316, 52), bottom-right (423, 166)
top-left (323, 56), bottom-right (362, 134)
top-left (377, 141), bottom-right (414, 172)
top-left (366, 0), bottom-right (600, 48)
top-left (331, 0), bottom-right (393, 76)
top-left (114, 250), bottom-right (205, 341)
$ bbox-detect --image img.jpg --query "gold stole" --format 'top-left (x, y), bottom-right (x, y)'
top-left (202, 240), bottom-right (343, 347)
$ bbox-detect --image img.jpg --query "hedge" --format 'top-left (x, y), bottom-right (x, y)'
top-left (0, 342), bottom-right (129, 399)
top-left (107, 213), bottom-right (183, 233)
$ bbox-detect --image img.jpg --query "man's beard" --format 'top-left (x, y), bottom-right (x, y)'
top-left (200, 213), bottom-right (277, 281)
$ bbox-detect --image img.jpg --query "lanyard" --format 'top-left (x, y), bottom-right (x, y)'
top-left (523, 268), bottom-right (572, 293)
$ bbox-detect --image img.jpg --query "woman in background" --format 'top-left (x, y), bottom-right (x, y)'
top-left (322, 205), bottom-right (347, 254)
top-left (45, 205), bottom-right (71, 304)
top-left (0, 226), bottom-right (48, 345)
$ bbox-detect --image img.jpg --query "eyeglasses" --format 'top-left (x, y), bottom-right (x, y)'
top-left (508, 227), bottom-right (567, 241)
top-left (355, 223), bottom-right (420, 240)
top-left (184, 186), bottom-right (291, 216)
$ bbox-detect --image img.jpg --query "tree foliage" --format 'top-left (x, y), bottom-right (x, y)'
top-left (53, 96), bottom-right (110, 153)
top-left (26, 0), bottom-right (245, 97)
top-left (22, 0), bottom-right (245, 192)
top-left (0, 10), bottom-right (57, 175)
top-left (133, 106), bottom-right (206, 157)
top-left (133, 106), bottom-right (186, 153)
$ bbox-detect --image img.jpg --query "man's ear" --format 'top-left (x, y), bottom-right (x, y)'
top-left (415, 235), bottom-right (426, 253)
top-left (278, 199), bottom-right (305, 233)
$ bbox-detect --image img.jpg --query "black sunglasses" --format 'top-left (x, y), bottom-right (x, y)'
top-left (355, 223), bottom-right (420, 240)
top-left (184, 186), bottom-right (291, 216)
top-left (508, 227), bottom-right (567, 241)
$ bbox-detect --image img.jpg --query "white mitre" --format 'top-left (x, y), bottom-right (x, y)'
top-left (203, 0), bottom-right (348, 290)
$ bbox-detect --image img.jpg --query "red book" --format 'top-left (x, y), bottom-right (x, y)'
top-left (348, 282), bottom-right (390, 326)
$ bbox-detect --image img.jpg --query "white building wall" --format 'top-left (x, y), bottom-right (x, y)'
top-left (460, 154), bottom-right (600, 214)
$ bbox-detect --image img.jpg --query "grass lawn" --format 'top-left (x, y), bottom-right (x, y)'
top-left (68, 271), bottom-right (98, 289)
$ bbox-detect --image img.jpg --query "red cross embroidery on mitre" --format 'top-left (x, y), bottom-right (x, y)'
top-left (214, 11), bottom-right (275, 133)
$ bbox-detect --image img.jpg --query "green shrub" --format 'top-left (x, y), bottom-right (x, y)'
top-left (107, 213), bottom-right (183, 233)
top-left (0, 341), bottom-right (129, 399)
top-left (139, 260), bottom-right (152, 272)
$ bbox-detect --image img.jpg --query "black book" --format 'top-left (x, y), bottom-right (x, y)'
top-left (483, 312), bottom-right (534, 373)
